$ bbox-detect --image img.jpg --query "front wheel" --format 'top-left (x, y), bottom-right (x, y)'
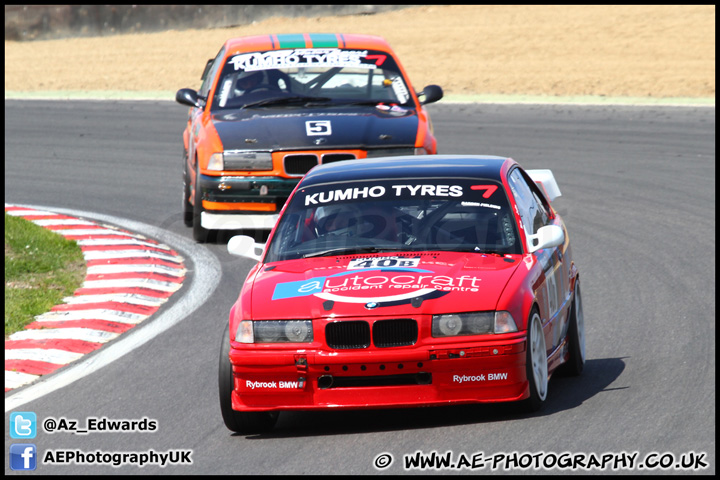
top-left (523, 309), bottom-right (548, 412)
top-left (561, 279), bottom-right (585, 376)
top-left (192, 164), bottom-right (211, 242)
top-left (218, 326), bottom-right (279, 434)
top-left (182, 152), bottom-right (193, 227)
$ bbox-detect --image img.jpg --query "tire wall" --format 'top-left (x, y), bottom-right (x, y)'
top-left (5, 4), bottom-right (414, 42)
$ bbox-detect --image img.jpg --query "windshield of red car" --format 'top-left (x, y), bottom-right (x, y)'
top-left (265, 178), bottom-right (522, 262)
top-left (210, 48), bottom-right (413, 111)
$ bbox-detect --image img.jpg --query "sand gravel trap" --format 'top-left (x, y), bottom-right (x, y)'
top-left (3, 5), bottom-right (715, 99)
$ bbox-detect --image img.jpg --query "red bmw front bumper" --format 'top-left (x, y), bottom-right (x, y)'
top-left (229, 336), bottom-right (529, 411)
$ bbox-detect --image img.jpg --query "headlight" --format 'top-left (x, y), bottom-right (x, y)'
top-left (207, 151), bottom-right (274, 171)
top-left (223, 150), bottom-right (273, 170)
top-left (431, 311), bottom-right (517, 337)
top-left (235, 320), bottom-right (313, 343)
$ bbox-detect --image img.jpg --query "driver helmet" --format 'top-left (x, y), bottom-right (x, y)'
top-left (235, 70), bottom-right (264, 92)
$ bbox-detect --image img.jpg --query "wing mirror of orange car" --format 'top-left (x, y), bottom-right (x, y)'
top-left (527, 225), bottom-right (565, 254)
top-left (419, 85), bottom-right (443, 105)
top-left (228, 235), bottom-right (265, 261)
top-left (176, 88), bottom-right (202, 108)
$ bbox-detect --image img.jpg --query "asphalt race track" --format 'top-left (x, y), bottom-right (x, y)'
top-left (4, 99), bottom-right (715, 474)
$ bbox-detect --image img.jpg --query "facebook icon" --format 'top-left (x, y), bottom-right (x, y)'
top-left (10, 444), bottom-right (37, 471)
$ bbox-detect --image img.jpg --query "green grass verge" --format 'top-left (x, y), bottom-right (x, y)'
top-left (4, 213), bottom-right (86, 337)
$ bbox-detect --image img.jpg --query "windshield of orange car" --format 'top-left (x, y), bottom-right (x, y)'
top-left (264, 178), bottom-right (522, 262)
top-left (210, 48), bottom-right (414, 111)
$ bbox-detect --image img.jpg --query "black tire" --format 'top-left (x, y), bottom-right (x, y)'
top-left (192, 163), bottom-right (210, 243)
top-left (561, 279), bottom-right (585, 376)
top-left (182, 152), bottom-right (193, 227)
top-left (523, 308), bottom-right (549, 412)
top-left (218, 326), bottom-right (279, 434)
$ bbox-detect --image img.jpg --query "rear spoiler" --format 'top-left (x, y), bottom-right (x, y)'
top-left (527, 169), bottom-right (562, 202)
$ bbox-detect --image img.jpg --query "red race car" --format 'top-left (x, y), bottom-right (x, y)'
top-left (176, 33), bottom-right (443, 242)
top-left (219, 155), bottom-right (585, 433)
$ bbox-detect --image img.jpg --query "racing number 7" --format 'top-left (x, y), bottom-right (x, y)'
top-left (470, 185), bottom-right (499, 199)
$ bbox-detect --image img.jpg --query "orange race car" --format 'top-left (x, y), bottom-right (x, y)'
top-left (176, 33), bottom-right (443, 242)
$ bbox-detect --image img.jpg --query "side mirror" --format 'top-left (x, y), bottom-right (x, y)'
top-left (176, 88), bottom-right (201, 108)
top-left (419, 85), bottom-right (443, 105)
top-left (527, 225), bottom-right (565, 254)
top-left (227, 235), bottom-right (265, 261)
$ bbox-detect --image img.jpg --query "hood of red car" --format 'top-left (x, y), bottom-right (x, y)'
top-left (248, 252), bottom-right (521, 319)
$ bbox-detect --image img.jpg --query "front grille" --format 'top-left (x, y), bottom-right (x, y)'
top-left (283, 154), bottom-right (318, 176)
top-left (372, 319), bottom-right (418, 347)
top-left (321, 153), bottom-right (356, 164)
top-left (283, 152), bottom-right (357, 176)
top-left (325, 321), bottom-right (370, 349)
top-left (325, 319), bottom-right (418, 349)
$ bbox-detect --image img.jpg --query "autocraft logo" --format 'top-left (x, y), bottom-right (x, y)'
top-left (271, 263), bottom-right (481, 306)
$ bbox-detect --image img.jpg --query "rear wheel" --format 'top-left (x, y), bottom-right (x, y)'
top-left (218, 326), bottom-right (279, 434)
top-left (523, 309), bottom-right (548, 412)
